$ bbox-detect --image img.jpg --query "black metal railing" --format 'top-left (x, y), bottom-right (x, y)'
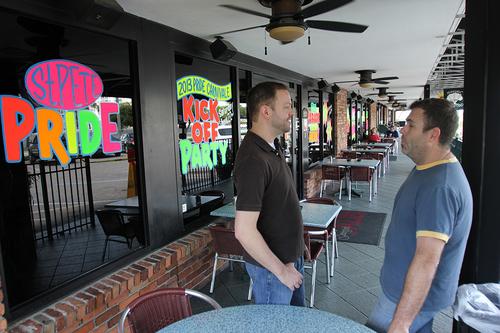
top-left (181, 139), bottom-right (233, 194)
top-left (27, 157), bottom-right (95, 241)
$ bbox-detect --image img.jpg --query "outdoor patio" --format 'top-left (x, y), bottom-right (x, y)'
top-left (190, 154), bottom-right (454, 333)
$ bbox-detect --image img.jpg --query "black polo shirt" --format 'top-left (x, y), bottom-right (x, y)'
top-left (234, 131), bottom-right (304, 266)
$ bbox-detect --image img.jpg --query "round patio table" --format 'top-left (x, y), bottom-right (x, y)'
top-left (156, 304), bottom-right (375, 333)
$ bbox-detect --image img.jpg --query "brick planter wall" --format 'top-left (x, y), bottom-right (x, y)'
top-left (6, 227), bottom-right (225, 333)
top-left (304, 166), bottom-right (322, 198)
top-left (334, 89), bottom-right (348, 154)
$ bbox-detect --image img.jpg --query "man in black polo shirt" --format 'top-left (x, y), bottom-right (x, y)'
top-left (234, 82), bottom-right (304, 306)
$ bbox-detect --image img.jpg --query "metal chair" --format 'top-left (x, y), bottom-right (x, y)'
top-left (303, 197), bottom-right (339, 281)
top-left (304, 230), bottom-right (326, 308)
top-left (197, 190), bottom-right (225, 216)
top-left (118, 288), bottom-right (221, 333)
top-left (208, 223), bottom-right (253, 300)
top-left (348, 167), bottom-right (375, 202)
top-left (320, 165), bottom-right (346, 199)
top-left (96, 209), bottom-right (137, 262)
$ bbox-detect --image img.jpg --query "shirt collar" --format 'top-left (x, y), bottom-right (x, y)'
top-left (416, 157), bottom-right (458, 170)
top-left (247, 131), bottom-right (276, 153)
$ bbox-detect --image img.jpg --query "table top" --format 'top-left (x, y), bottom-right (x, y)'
top-left (353, 142), bottom-right (393, 148)
top-left (105, 195), bottom-right (220, 213)
top-left (210, 201), bottom-right (342, 229)
top-left (342, 148), bottom-right (388, 154)
top-left (322, 158), bottom-right (380, 168)
top-left (157, 304), bottom-right (374, 333)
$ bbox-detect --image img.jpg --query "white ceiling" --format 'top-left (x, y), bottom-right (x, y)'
top-left (117, 0), bottom-right (463, 104)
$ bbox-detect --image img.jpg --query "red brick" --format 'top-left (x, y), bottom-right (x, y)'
top-left (93, 283), bottom-right (113, 304)
top-left (43, 308), bottom-right (66, 331)
top-left (107, 312), bottom-right (123, 329)
top-left (136, 261), bottom-right (154, 278)
top-left (73, 321), bottom-right (94, 333)
top-left (91, 323), bottom-right (107, 333)
top-left (130, 264), bottom-right (148, 282)
top-left (124, 268), bottom-right (141, 287)
top-left (95, 305), bottom-right (120, 326)
top-left (0, 317), bottom-right (4, 331)
top-left (13, 319), bottom-right (43, 333)
top-left (109, 275), bottom-right (128, 294)
top-left (85, 287), bottom-right (105, 308)
top-left (118, 293), bottom-right (140, 311)
top-left (75, 292), bottom-right (96, 313)
top-left (55, 302), bottom-right (78, 328)
top-left (116, 271), bottom-right (135, 291)
top-left (66, 297), bottom-right (87, 320)
top-left (101, 279), bottom-right (120, 299)
top-left (33, 314), bottom-right (55, 333)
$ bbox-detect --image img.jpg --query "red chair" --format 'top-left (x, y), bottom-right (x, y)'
top-left (348, 167), bottom-right (375, 202)
top-left (118, 288), bottom-right (221, 333)
top-left (303, 197), bottom-right (339, 282)
top-left (320, 165), bottom-right (346, 199)
top-left (208, 223), bottom-right (252, 300)
top-left (304, 230), bottom-right (325, 307)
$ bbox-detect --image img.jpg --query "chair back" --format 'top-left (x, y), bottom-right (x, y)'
top-left (381, 138), bottom-right (395, 143)
top-left (342, 151), bottom-right (359, 159)
top-left (198, 190), bottom-right (225, 215)
top-left (322, 165), bottom-right (345, 181)
top-left (208, 224), bottom-right (245, 256)
top-left (349, 166), bottom-right (373, 182)
top-left (365, 152), bottom-right (384, 161)
top-left (119, 288), bottom-right (221, 333)
top-left (96, 209), bottom-right (126, 237)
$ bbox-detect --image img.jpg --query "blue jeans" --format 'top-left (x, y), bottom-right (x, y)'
top-left (367, 292), bottom-right (437, 333)
top-left (245, 256), bottom-right (305, 306)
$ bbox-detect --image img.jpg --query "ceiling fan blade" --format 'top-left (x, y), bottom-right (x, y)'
top-left (366, 93), bottom-right (379, 96)
top-left (219, 5), bottom-right (271, 19)
top-left (373, 76), bottom-right (399, 81)
top-left (213, 24), bottom-right (267, 37)
top-left (387, 91), bottom-right (404, 94)
top-left (299, 0), bottom-right (353, 19)
top-left (372, 80), bottom-right (389, 85)
top-left (306, 20), bottom-right (368, 33)
top-left (334, 79), bottom-right (358, 83)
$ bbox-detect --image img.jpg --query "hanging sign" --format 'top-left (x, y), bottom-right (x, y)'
top-left (0, 59), bottom-right (121, 166)
top-left (176, 75), bottom-right (231, 175)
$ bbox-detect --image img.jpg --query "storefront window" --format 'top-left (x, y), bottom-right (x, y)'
top-left (0, 11), bottom-right (144, 309)
top-left (175, 55), bottom-right (234, 199)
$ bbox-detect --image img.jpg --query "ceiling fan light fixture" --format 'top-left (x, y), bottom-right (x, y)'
top-left (359, 82), bottom-right (372, 88)
top-left (268, 25), bottom-right (305, 42)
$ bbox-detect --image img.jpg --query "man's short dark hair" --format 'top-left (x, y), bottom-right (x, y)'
top-left (410, 98), bottom-right (458, 146)
top-left (247, 82), bottom-right (289, 122)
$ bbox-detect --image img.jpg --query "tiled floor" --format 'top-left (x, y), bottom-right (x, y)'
top-left (195, 154), bottom-right (453, 333)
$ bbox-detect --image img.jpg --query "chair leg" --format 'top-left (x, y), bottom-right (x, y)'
top-left (209, 253), bottom-right (218, 293)
top-left (247, 278), bottom-right (253, 301)
top-left (310, 260), bottom-right (317, 308)
top-left (334, 228), bottom-right (339, 259)
top-left (338, 179), bottom-right (343, 200)
top-left (102, 237), bottom-right (109, 262)
top-left (325, 239), bottom-right (330, 284)
top-left (348, 179), bottom-right (352, 201)
top-left (320, 180), bottom-right (323, 197)
top-left (369, 182), bottom-right (372, 202)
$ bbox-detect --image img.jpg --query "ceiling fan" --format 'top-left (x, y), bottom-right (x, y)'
top-left (379, 95), bottom-right (407, 103)
top-left (336, 70), bottom-right (399, 88)
top-left (366, 87), bottom-right (403, 98)
top-left (216, 0), bottom-right (368, 43)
